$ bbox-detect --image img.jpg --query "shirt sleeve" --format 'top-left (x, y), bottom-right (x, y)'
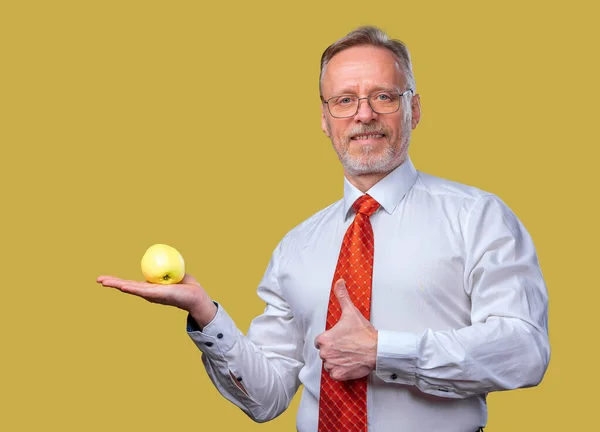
top-left (375, 194), bottom-right (551, 399)
top-left (186, 238), bottom-right (305, 421)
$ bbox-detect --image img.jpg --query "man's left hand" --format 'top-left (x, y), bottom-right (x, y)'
top-left (314, 279), bottom-right (378, 381)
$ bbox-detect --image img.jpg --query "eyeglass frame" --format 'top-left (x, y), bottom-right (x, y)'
top-left (320, 88), bottom-right (414, 118)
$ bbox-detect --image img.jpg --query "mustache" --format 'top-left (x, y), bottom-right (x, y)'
top-left (344, 123), bottom-right (389, 140)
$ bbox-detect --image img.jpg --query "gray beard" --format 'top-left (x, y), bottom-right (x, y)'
top-left (329, 113), bottom-right (412, 176)
top-left (337, 128), bottom-right (411, 176)
top-left (339, 139), bottom-right (399, 176)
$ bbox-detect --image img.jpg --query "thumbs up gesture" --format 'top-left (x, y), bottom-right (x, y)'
top-left (314, 279), bottom-right (378, 381)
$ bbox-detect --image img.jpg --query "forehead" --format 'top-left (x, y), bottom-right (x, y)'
top-left (322, 45), bottom-right (404, 96)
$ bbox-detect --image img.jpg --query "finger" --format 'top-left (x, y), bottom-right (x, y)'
top-left (180, 273), bottom-right (199, 286)
top-left (319, 349), bottom-right (327, 362)
top-left (99, 277), bottom-right (128, 288)
top-left (121, 282), bottom-right (170, 302)
top-left (330, 370), bottom-right (343, 381)
top-left (121, 281), bottom-right (158, 291)
top-left (97, 275), bottom-right (118, 283)
top-left (314, 332), bottom-right (325, 350)
top-left (100, 277), bottom-right (143, 289)
top-left (333, 279), bottom-right (355, 313)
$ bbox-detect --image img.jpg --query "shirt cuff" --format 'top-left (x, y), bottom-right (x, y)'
top-left (186, 301), bottom-right (238, 359)
top-left (375, 330), bottom-right (419, 385)
top-left (186, 301), bottom-right (219, 332)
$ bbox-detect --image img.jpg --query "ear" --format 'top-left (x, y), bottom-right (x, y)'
top-left (321, 103), bottom-right (331, 138)
top-left (410, 93), bottom-right (421, 130)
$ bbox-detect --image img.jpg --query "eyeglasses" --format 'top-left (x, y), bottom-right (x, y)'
top-left (321, 89), bottom-right (414, 118)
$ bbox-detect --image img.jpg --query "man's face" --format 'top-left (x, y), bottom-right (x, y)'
top-left (320, 45), bottom-right (420, 176)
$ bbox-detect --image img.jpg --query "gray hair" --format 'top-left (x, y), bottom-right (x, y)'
top-left (319, 26), bottom-right (416, 96)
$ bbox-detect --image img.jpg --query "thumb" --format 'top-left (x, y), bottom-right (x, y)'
top-left (334, 279), bottom-right (355, 313)
top-left (180, 273), bottom-right (200, 287)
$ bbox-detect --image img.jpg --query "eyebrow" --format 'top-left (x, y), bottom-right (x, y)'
top-left (331, 85), bottom-right (400, 96)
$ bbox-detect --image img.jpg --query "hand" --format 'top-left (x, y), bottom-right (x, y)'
top-left (97, 273), bottom-right (217, 327)
top-left (314, 279), bottom-right (378, 381)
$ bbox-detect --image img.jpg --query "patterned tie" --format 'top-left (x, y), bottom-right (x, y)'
top-left (318, 194), bottom-right (380, 432)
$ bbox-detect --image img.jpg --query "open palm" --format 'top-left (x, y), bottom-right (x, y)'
top-left (97, 273), bottom-right (211, 315)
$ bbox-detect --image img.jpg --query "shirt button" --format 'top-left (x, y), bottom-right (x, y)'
top-left (205, 342), bottom-right (213, 347)
top-left (217, 333), bottom-right (223, 339)
top-left (237, 376), bottom-right (243, 382)
top-left (390, 374), bottom-right (398, 380)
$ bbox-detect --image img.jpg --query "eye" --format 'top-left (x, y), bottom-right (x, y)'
top-left (336, 96), bottom-right (354, 105)
top-left (375, 92), bottom-right (392, 101)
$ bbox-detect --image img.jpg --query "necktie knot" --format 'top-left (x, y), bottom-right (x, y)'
top-left (353, 194), bottom-right (380, 217)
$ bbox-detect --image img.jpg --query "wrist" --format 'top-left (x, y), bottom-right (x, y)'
top-left (190, 298), bottom-right (218, 329)
top-left (370, 329), bottom-right (379, 371)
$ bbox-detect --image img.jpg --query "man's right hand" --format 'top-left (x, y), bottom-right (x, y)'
top-left (97, 273), bottom-right (217, 328)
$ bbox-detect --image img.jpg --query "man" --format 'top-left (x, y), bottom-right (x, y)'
top-left (98, 26), bottom-right (550, 432)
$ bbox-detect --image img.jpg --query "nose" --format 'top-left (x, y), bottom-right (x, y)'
top-left (354, 97), bottom-right (377, 123)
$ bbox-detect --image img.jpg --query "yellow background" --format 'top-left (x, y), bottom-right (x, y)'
top-left (1, 0), bottom-right (598, 430)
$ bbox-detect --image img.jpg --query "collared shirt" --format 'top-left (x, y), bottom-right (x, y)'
top-left (186, 157), bottom-right (550, 432)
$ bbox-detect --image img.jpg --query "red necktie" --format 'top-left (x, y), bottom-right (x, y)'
top-left (318, 194), bottom-right (380, 432)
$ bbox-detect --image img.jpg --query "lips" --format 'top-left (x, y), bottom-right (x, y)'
top-left (351, 133), bottom-right (385, 140)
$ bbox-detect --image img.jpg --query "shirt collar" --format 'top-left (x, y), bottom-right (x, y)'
top-left (342, 156), bottom-right (418, 221)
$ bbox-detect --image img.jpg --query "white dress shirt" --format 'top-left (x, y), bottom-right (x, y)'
top-left (186, 157), bottom-right (550, 432)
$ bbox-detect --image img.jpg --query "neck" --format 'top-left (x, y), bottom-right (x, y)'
top-left (345, 171), bottom-right (390, 193)
top-left (344, 157), bottom-right (406, 193)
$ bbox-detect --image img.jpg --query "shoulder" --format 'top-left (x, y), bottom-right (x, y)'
top-left (277, 199), bottom-right (342, 251)
top-left (413, 170), bottom-right (494, 203)
top-left (411, 170), bottom-right (519, 226)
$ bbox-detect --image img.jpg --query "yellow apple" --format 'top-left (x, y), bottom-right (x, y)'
top-left (141, 243), bottom-right (185, 284)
